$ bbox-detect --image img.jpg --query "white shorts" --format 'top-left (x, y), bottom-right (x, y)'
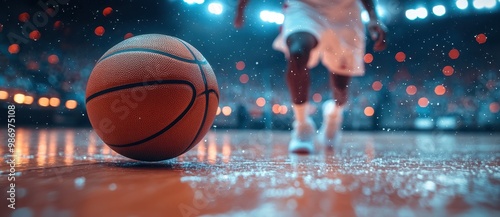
top-left (272, 0), bottom-right (366, 76)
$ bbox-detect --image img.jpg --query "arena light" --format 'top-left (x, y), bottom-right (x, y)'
top-left (260, 10), bottom-right (284, 25)
top-left (49, 97), bottom-right (60, 107)
top-left (65, 100), bottom-right (78, 109)
top-left (24, 96), bottom-right (34, 105)
top-left (13, 93), bottom-right (25, 104)
top-left (456, 0), bottom-right (469, 10)
top-left (432, 5), bottom-right (446, 16)
top-left (361, 11), bottom-right (370, 23)
top-left (208, 2), bottom-right (223, 15)
top-left (416, 7), bottom-right (428, 19)
top-left (38, 97), bottom-right (49, 107)
top-left (0, 90), bottom-right (8, 100)
top-left (183, 0), bottom-right (204, 5)
top-left (405, 9), bottom-right (418, 20)
top-left (473, 0), bottom-right (497, 9)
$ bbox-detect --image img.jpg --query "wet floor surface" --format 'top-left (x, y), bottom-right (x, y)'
top-left (1, 128), bottom-right (500, 217)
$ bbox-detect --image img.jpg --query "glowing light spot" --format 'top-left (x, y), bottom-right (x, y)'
top-left (49, 97), bottom-right (60, 107)
top-left (272, 104), bottom-right (281, 114)
top-left (416, 7), bottom-right (428, 19)
top-left (456, 0), bottom-right (469, 10)
top-left (14, 94), bottom-right (25, 104)
top-left (364, 106), bottom-right (375, 116)
top-left (490, 102), bottom-right (500, 113)
top-left (442, 65), bottom-right (454, 76)
top-left (8, 44), bottom-right (20, 54)
top-left (24, 96), bottom-right (34, 105)
top-left (65, 100), bottom-right (77, 109)
top-left (279, 105), bottom-right (288, 114)
top-left (434, 85), bottom-right (446, 95)
top-left (405, 9), bottom-right (417, 20)
top-left (364, 53), bottom-right (373, 64)
top-left (103, 7), bottom-right (113, 16)
top-left (0, 91), bottom-right (8, 100)
top-left (94, 26), bottom-right (105, 36)
top-left (39, 97), bottom-right (49, 107)
top-left (432, 5), bottom-right (446, 16)
top-left (48, 55), bottom-right (59, 64)
top-left (312, 93), bottom-right (322, 103)
top-left (418, 97), bottom-right (429, 107)
top-left (222, 106), bottom-right (232, 116)
top-left (124, 32), bottom-right (134, 40)
top-left (29, 30), bottom-right (41, 41)
top-left (475, 33), bottom-right (487, 44)
top-left (256, 97), bottom-right (266, 107)
top-left (27, 61), bottom-right (39, 71)
top-left (45, 8), bottom-right (55, 16)
top-left (19, 12), bottom-right (30, 22)
top-left (53, 20), bottom-right (62, 30)
top-left (372, 81), bottom-right (383, 91)
top-left (406, 85), bottom-right (417, 95)
top-left (208, 3), bottom-right (223, 15)
top-left (239, 74), bottom-right (249, 84)
top-left (448, 48), bottom-right (460, 59)
top-left (395, 51), bottom-right (406, 62)
top-left (236, 61), bottom-right (246, 70)
top-left (260, 10), bottom-right (284, 24)
top-left (216, 106), bottom-right (221, 115)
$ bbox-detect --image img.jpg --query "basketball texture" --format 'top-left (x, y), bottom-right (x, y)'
top-left (85, 34), bottom-right (219, 161)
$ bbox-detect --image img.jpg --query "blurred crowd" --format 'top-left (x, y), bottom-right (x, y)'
top-left (1, 45), bottom-right (499, 130)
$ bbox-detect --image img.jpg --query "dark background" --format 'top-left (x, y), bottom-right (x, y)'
top-left (0, 0), bottom-right (499, 131)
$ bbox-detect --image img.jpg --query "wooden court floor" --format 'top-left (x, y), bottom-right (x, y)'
top-left (1, 128), bottom-right (499, 217)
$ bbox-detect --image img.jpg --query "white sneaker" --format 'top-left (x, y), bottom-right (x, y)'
top-left (318, 100), bottom-right (343, 149)
top-left (289, 117), bottom-right (316, 154)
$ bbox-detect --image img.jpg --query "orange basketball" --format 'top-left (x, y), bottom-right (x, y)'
top-left (85, 34), bottom-right (219, 161)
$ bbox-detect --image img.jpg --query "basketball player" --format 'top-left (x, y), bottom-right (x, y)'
top-left (235, 0), bottom-right (387, 153)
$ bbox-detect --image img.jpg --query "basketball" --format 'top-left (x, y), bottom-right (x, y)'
top-left (85, 34), bottom-right (219, 161)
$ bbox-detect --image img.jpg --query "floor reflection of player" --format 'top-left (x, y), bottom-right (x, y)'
top-left (235, 0), bottom-right (387, 153)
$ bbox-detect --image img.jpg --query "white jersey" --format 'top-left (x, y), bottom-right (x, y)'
top-left (272, 0), bottom-right (366, 76)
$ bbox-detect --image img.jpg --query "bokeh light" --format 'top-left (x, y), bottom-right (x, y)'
top-left (49, 97), bottom-right (60, 107)
top-left (103, 7), bottom-right (113, 16)
top-left (432, 5), bottom-right (446, 16)
top-left (406, 85), bottom-right (417, 95)
top-left (222, 106), bottom-right (232, 116)
top-left (95, 26), bottom-right (105, 36)
top-left (312, 93), bottom-right (322, 103)
top-left (443, 65), bottom-right (454, 76)
top-left (208, 3), bottom-right (223, 15)
top-left (448, 48), bottom-right (460, 59)
top-left (418, 97), bottom-right (429, 107)
top-left (364, 106), bottom-right (375, 116)
top-left (124, 32), bottom-right (134, 39)
top-left (372, 81), bottom-right (383, 91)
top-left (24, 96), bottom-right (34, 105)
top-left (236, 61), bottom-right (245, 70)
top-left (490, 102), bottom-right (500, 113)
top-left (364, 53), bottom-right (373, 64)
top-left (456, 0), bottom-right (469, 10)
top-left (19, 12), bottom-right (30, 22)
top-left (14, 94), bottom-right (25, 104)
top-left (48, 55), bottom-right (59, 64)
top-left (256, 97), bottom-right (266, 107)
top-left (395, 51), bottom-right (406, 62)
top-left (0, 91), bottom-right (9, 100)
top-left (434, 85), bottom-right (446, 95)
top-left (65, 100), bottom-right (78, 109)
top-left (8, 44), bottom-right (20, 54)
top-left (38, 97), bottom-right (49, 107)
top-left (239, 74), bottom-right (249, 84)
top-left (475, 33), bottom-right (487, 44)
top-left (29, 30), bottom-right (41, 41)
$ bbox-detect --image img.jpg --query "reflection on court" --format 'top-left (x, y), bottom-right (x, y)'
top-left (0, 129), bottom-right (499, 217)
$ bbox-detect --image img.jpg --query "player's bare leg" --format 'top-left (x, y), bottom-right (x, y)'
top-left (286, 32), bottom-right (318, 153)
top-left (318, 73), bottom-right (350, 149)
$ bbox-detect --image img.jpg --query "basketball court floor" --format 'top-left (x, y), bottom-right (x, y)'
top-left (1, 128), bottom-right (500, 217)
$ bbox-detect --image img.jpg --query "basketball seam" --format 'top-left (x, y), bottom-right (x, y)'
top-left (177, 39), bottom-right (216, 155)
top-left (85, 80), bottom-right (197, 148)
top-left (97, 48), bottom-right (209, 65)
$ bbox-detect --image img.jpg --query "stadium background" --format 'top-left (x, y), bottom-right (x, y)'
top-left (0, 0), bottom-right (499, 131)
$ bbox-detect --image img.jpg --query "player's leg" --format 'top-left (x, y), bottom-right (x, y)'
top-left (318, 73), bottom-right (351, 148)
top-left (286, 32), bottom-right (318, 153)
